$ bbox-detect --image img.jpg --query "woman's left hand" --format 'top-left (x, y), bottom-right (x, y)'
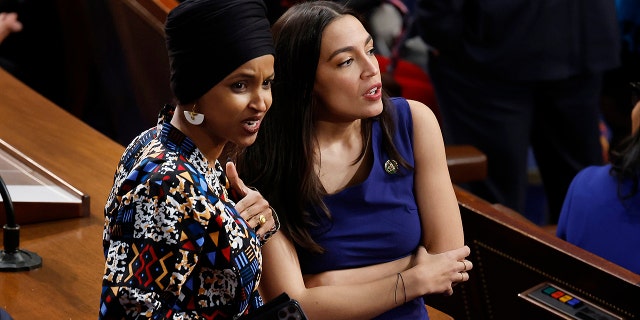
top-left (225, 161), bottom-right (277, 239)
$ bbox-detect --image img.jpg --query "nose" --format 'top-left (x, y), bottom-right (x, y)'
top-left (250, 89), bottom-right (271, 112)
top-left (361, 55), bottom-right (380, 79)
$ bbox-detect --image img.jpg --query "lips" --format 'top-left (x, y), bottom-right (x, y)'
top-left (363, 83), bottom-right (383, 100)
top-left (242, 118), bottom-right (262, 134)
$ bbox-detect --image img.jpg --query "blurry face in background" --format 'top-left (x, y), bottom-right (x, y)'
top-left (198, 55), bottom-right (275, 149)
top-left (313, 15), bottom-right (383, 123)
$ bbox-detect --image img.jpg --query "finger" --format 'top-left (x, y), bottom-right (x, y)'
top-left (226, 161), bottom-right (249, 197)
top-left (252, 213), bottom-right (265, 229)
top-left (455, 271), bottom-right (469, 283)
top-left (10, 19), bottom-right (23, 32)
top-left (444, 287), bottom-right (453, 296)
top-left (3, 13), bottom-right (20, 31)
top-left (462, 260), bottom-right (473, 271)
top-left (251, 213), bottom-right (275, 241)
top-left (225, 161), bottom-right (248, 197)
top-left (236, 187), bottom-right (266, 216)
top-left (243, 203), bottom-right (272, 230)
top-left (459, 260), bottom-right (472, 272)
top-left (256, 218), bottom-right (275, 235)
top-left (240, 207), bottom-right (255, 227)
top-left (450, 245), bottom-right (471, 261)
top-left (255, 208), bottom-right (272, 228)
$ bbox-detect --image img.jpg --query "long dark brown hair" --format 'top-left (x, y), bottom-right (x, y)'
top-left (236, 1), bottom-right (410, 253)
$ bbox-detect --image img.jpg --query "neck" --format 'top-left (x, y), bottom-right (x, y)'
top-left (170, 105), bottom-right (224, 165)
top-left (314, 119), bottom-right (365, 169)
top-left (314, 119), bottom-right (361, 146)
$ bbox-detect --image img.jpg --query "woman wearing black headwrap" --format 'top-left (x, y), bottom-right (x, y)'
top-left (99, 0), bottom-right (278, 318)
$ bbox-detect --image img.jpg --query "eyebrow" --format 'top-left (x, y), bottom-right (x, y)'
top-left (229, 70), bottom-right (275, 81)
top-left (326, 34), bottom-right (373, 61)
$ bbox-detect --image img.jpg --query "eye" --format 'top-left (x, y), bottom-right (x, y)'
top-left (338, 58), bottom-right (354, 67)
top-left (367, 47), bottom-right (376, 56)
top-left (262, 79), bottom-right (274, 89)
top-left (231, 82), bottom-right (247, 92)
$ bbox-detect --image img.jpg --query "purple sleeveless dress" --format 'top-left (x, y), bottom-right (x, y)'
top-left (297, 98), bottom-right (429, 319)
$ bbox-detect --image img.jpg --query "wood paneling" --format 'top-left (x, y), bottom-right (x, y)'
top-left (0, 67), bottom-right (124, 319)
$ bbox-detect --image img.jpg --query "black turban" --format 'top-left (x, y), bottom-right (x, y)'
top-left (165, 0), bottom-right (275, 104)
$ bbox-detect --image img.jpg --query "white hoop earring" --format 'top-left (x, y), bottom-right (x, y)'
top-left (183, 104), bottom-right (204, 125)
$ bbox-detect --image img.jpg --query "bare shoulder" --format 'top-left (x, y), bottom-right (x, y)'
top-left (405, 99), bottom-right (439, 128)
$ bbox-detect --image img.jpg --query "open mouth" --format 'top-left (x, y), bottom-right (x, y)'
top-left (364, 84), bottom-right (382, 98)
top-left (242, 119), bottom-right (261, 134)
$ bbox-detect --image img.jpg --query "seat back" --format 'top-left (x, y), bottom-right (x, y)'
top-left (107, 0), bottom-right (178, 125)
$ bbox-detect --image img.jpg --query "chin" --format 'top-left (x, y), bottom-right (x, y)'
top-left (365, 102), bottom-right (384, 118)
top-left (233, 135), bottom-right (258, 148)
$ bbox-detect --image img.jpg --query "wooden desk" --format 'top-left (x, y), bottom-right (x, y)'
top-left (427, 186), bottom-right (640, 319)
top-left (0, 68), bottom-right (124, 319)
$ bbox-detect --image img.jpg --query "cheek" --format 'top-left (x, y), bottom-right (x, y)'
top-left (265, 93), bottom-right (273, 110)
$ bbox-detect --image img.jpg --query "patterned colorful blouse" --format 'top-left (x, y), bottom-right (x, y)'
top-left (100, 105), bottom-right (266, 319)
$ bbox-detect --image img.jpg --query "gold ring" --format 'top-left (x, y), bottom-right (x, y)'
top-left (258, 215), bottom-right (266, 226)
top-left (462, 260), bottom-right (468, 271)
top-left (459, 272), bottom-right (464, 282)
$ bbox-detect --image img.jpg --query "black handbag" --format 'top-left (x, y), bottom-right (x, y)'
top-left (239, 293), bottom-right (308, 320)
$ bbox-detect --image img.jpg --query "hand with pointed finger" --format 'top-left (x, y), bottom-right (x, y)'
top-left (226, 161), bottom-right (279, 242)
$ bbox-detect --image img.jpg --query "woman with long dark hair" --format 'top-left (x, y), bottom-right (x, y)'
top-left (557, 83), bottom-right (640, 274)
top-left (237, 2), bottom-right (470, 319)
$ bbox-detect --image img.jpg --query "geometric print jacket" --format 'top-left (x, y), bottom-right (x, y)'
top-left (100, 106), bottom-right (263, 319)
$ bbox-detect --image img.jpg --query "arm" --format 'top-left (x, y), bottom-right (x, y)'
top-left (303, 255), bottom-right (413, 288)
top-left (259, 233), bottom-right (471, 320)
top-left (408, 99), bottom-right (465, 252)
top-left (303, 100), bottom-right (468, 287)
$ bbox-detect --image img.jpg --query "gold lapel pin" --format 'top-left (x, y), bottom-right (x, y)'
top-left (384, 159), bottom-right (398, 175)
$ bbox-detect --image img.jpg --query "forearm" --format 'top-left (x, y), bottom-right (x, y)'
top-left (303, 255), bottom-right (413, 287)
top-left (260, 235), bottom-right (471, 320)
top-left (294, 271), bottom-right (418, 320)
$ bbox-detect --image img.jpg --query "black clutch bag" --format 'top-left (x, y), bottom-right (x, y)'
top-left (239, 293), bottom-right (308, 320)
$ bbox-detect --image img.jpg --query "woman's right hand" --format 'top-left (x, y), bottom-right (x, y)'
top-left (0, 12), bottom-right (22, 44)
top-left (408, 245), bottom-right (472, 296)
top-left (225, 161), bottom-right (278, 240)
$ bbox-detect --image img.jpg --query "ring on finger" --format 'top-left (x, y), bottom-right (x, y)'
top-left (258, 214), bottom-right (266, 226)
top-left (459, 272), bottom-right (464, 282)
top-left (462, 260), bottom-right (468, 271)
